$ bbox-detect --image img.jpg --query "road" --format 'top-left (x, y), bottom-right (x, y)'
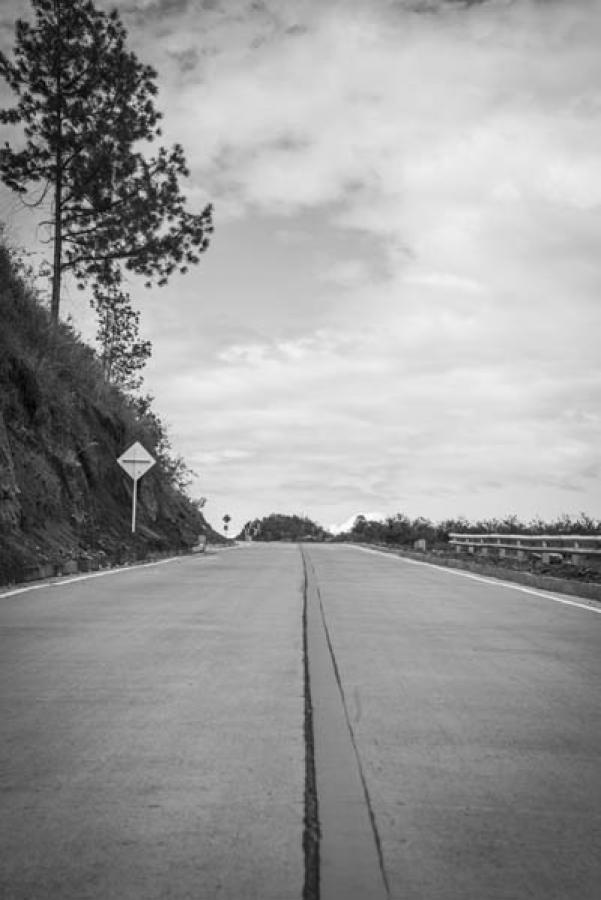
top-left (304, 544), bottom-right (601, 900)
top-left (1, 543), bottom-right (600, 899)
top-left (0, 546), bottom-right (304, 900)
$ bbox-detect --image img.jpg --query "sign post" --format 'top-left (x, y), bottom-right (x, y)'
top-left (117, 442), bottom-right (156, 533)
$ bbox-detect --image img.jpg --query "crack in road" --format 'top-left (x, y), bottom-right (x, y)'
top-left (300, 544), bottom-right (390, 900)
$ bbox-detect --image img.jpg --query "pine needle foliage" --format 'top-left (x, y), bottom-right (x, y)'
top-left (93, 282), bottom-right (152, 391)
top-left (0, 0), bottom-right (213, 322)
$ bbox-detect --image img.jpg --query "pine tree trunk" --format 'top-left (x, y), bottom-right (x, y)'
top-left (50, 0), bottom-right (63, 324)
top-left (51, 169), bottom-right (62, 323)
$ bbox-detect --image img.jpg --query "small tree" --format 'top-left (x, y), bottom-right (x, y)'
top-left (0, 0), bottom-right (212, 323)
top-left (94, 282), bottom-right (151, 390)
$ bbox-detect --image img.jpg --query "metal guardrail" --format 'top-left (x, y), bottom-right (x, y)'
top-left (449, 533), bottom-right (601, 565)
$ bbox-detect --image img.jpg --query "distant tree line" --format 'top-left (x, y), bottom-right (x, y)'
top-left (336, 512), bottom-right (601, 547)
top-left (236, 511), bottom-right (600, 545)
top-left (237, 514), bottom-right (329, 542)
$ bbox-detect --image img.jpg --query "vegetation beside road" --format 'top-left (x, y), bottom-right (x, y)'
top-left (0, 0), bottom-right (218, 587)
top-left (236, 512), bottom-right (601, 585)
top-left (337, 514), bottom-right (601, 584)
top-left (337, 511), bottom-right (601, 545)
top-left (0, 244), bottom-right (221, 586)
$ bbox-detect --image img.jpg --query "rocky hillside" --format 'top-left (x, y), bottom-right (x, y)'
top-left (0, 244), bottom-right (220, 585)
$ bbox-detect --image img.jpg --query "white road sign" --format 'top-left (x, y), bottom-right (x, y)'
top-left (117, 442), bottom-right (156, 533)
top-left (117, 442), bottom-right (156, 481)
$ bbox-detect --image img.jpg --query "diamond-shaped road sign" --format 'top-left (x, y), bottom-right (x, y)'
top-left (117, 442), bottom-right (156, 533)
top-left (117, 441), bottom-right (156, 482)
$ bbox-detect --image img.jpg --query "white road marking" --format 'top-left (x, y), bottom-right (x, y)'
top-left (351, 545), bottom-right (601, 614)
top-left (0, 582), bottom-right (49, 599)
top-left (0, 554), bottom-right (215, 600)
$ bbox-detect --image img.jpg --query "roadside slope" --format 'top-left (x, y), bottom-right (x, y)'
top-left (0, 243), bottom-right (218, 584)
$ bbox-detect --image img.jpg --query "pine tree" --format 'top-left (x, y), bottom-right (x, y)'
top-left (93, 282), bottom-right (151, 391)
top-left (0, 0), bottom-right (213, 323)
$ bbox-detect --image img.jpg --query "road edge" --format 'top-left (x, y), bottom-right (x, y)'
top-left (351, 544), bottom-right (601, 614)
top-left (301, 547), bottom-right (321, 900)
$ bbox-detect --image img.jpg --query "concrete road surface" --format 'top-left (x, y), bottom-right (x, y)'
top-left (2, 542), bottom-right (600, 900)
top-left (304, 544), bottom-right (601, 900)
top-left (0, 546), bottom-right (304, 900)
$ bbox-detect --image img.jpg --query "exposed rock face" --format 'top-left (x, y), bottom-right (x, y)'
top-left (0, 410), bottom-right (20, 531)
top-left (140, 476), bottom-right (160, 522)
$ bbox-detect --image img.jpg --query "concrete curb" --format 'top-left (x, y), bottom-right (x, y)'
top-left (355, 543), bottom-right (601, 605)
top-left (0, 544), bottom-right (220, 593)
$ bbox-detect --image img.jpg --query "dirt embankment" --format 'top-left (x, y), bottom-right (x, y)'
top-left (0, 245), bottom-right (222, 586)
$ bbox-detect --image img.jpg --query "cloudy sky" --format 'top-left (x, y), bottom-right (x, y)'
top-left (1, 0), bottom-right (601, 535)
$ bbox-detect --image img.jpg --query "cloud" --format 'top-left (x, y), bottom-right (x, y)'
top-left (1, 0), bottom-right (600, 535)
top-left (329, 512), bottom-right (386, 534)
top-left (319, 259), bottom-right (373, 289)
top-left (149, 292), bottom-right (601, 531)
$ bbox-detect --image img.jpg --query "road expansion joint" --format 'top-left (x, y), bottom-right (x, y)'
top-left (316, 589), bottom-right (391, 897)
top-left (301, 549), bottom-right (320, 900)
top-left (300, 544), bottom-right (390, 900)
